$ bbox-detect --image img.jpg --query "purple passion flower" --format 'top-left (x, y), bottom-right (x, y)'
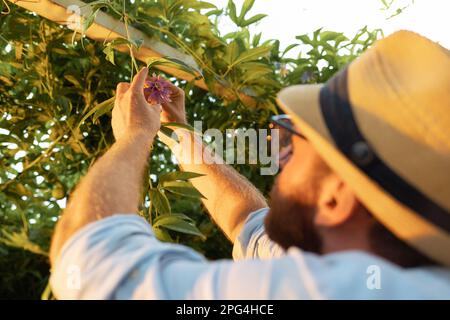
top-left (143, 73), bottom-right (172, 105)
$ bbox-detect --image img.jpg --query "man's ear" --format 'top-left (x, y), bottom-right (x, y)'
top-left (314, 176), bottom-right (360, 228)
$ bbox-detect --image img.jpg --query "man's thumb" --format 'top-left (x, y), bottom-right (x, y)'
top-left (131, 67), bottom-right (148, 92)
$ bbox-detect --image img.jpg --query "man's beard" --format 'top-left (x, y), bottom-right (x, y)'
top-left (264, 181), bottom-right (322, 253)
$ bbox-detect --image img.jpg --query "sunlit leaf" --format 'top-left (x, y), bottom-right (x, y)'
top-left (231, 45), bottom-right (271, 67)
top-left (320, 31), bottom-right (344, 42)
top-left (93, 97), bottom-right (115, 122)
top-left (239, 0), bottom-right (256, 21)
top-left (82, 8), bottom-right (100, 33)
top-left (149, 188), bottom-right (171, 214)
top-left (227, 0), bottom-right (238, 22)
top-left (162, 181), bottom-right (206, 199)
top-left (152, 226), bottom-right (173, 242)
top-left (158, 171), bottom-right (205, 184)
top-left (78, 97), bottom-right (115, 127)
top-left (159, 126), bottom-right (179, 143)
top-left (147, 56), bottom-right (201, 77)
top-left (240, 14), bottom-right (267, 27)
top-left (282, 44), bottom-right (299, 56)
top-left (153, 214), bottom-right (205, 239)
top-left (0, 229), bottom-right (48, 257)
top-left (103, 44), bottom-right (115, 65)
top-left (161, 122), bottom-right (196, 132)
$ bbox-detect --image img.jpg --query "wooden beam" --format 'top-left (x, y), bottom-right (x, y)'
top-left (7, 0), bottom-right (206, 89)
top-left (7, 0), bottom-right (256, 106)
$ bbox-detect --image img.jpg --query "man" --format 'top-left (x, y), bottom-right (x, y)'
top-left (49, 30), bottom-right (450, 299)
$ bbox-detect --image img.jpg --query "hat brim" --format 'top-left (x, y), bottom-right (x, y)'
top-left (277, 84), bottom-right (450, 266)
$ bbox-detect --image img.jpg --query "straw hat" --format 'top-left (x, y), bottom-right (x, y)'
top-left (276, 30), bottom-right (450, 266)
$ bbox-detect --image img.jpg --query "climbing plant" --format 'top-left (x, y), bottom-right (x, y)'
top-left (0, 0), bottom-right (382, 299)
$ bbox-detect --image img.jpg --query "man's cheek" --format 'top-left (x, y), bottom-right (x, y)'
top-left (275, 166), bottom-right (299, 198)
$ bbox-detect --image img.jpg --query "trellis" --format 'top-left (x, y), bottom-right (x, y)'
top-left (6, 0), bottom-right (206, 87)
top-left (6, 0), bottom-right (264, 106)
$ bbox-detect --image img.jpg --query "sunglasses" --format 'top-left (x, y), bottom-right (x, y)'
top-left (270, 115), bottom-right (307, 148)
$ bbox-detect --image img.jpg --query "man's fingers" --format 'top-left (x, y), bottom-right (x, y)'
top-left (116, 82), bottom-right (131, 96)
top-left (153, 75), bottom-right (183, 100)
top-left (149, 104), bottom-right (163, 113)
top-left (168, 82), bottom-right (184, 97)
top-left (130, 67), bottom-right (148, 92)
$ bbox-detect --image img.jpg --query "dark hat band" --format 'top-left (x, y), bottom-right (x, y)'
top-left (319, 68), bottom-right (450, 232)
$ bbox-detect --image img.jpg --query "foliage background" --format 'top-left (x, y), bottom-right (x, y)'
top-left (0, 0), bottom-right (382, 299)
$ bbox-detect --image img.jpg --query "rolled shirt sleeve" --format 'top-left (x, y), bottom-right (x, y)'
top-left (51, 214), bottom-right (213, 299)
top-left (232, 208), bottom-right (285, 260)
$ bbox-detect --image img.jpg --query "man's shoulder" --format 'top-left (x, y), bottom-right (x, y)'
top-left (279, 248), bottom-right (450, 299)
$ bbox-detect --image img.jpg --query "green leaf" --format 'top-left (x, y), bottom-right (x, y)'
top-left (69, 139), bottom-right (90, 156)
top-left (313, 28), bottom-right (323, 42)
top-left (0, 229), bottom-right (48, 257)
top-left (15, 42), bottom-right (23, 60)
top-left (142, 6), bottom-right (165, 19)
top-left (51, 182), bottom-right (65, 200)
top-left (228, 0), bottom-right (238, 22)
top-left (152, 226), bottom-right (173, 242)
top-left (162, 181), bottom-right (206, 199)
top-left (161, 122), bottom-right (196, 132)
top-left (82, 8), bottom-right (100, 33)
top-left (154, 213), bottom-right (194, 224)
top-left (381, 0), bottom-right (390, 9)
top-left (103, 44), bottom-right (115, 65)
top-left (296, 34), bottom-right (313, 45)
top-left (41, 281), bottom-right (53, 300)
top-left (334, 34), bottom-right (349, 46)
top-left (158, 171), bottom-right (205, 184)
top-left (14, 183), bottom-right (32, 197)
top-left (78, 97), bottom-right (115, 128)
top-left (282, 44), bottom-right (299, 57)
top-left (189, 1), bottom-right (217, 10)
top-left (64, 75), bottom-right (81, 88)
top-left (110, 38), bottom-right (131, 47)
top-left (129, 38), bottom-right (144, 49)
top-left (240, 14), bottom-right (267, 27)
top-left (159, 126), bottom-right (179, 143)
top-left (159, 122), bottom-right (201, 142)
top-left (239, 0), bottom-right (256, 21)
top-left (231, 45), bottom-right (271, 67)
top-left (0, 133), bottom-right (21, 145)
top-left (93, 97), bottom-right (115, 122)
top-left (320, 31), bottom-right (343, 42)
top-left (206, 9), bottom-right (223, 17)
top-left (224, 41), bottom-right (240, 65)
top-left (147, 56), bottom-right (200, 77)
top-left (149, 188), bottom-right (171, 214)
top-left (252, 32), bottom-right (262, 47)
top-left (153, 214), bottom-right (205, 238)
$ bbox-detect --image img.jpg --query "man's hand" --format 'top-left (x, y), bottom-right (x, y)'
top-left (159, 81), bottom-right (267, 242)
top-left (160, 81), bottom-right (187, 124)
top-left (112, 67), bottom-right (162, 142)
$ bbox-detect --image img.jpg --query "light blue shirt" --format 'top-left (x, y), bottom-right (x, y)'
top-left (50, 208), bottom-right (450, 299)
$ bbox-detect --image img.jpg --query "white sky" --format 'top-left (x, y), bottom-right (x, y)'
top-left (213, 0), bottom-right (450, 52)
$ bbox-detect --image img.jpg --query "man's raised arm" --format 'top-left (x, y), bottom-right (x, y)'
top-left (159, 85), bottom-right (267, 243)
top-left (49, 68), bottom-right (161, 265)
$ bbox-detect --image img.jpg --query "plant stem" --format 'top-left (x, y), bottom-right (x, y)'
top-left (0, 134), bottom-right (66, 192)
